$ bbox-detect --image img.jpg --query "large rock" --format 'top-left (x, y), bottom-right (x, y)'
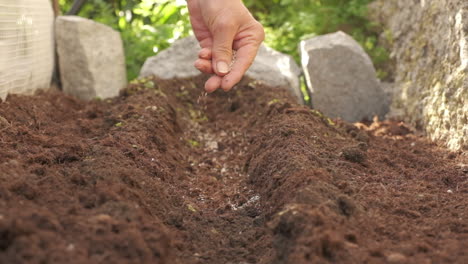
top-left (248, 45), bottom-right (303, 103)
top-left (140, 36), bottom-right (303, 104)
top-left (300, 31), bottom-right (388, 122)
top-left (369, 0), bottom-right (467, 151)
top-left (55, 16), bottom-right (127, 101)
top-left (140, 37), bottom-right (200, 80)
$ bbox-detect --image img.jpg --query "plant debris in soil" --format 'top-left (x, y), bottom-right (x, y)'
top-left (0, 76), bottom-right (467, 264)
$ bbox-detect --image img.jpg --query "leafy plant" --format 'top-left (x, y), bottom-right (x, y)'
top-left (59, 0), bottom-right (190, 80)
top-left (59, 0), bottom-right (388, 80)
top-left (244, 0), bottom-right (389, 78)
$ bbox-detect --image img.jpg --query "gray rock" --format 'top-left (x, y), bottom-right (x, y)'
top-left (140, 36), bottom-right (200, 80)
top-left (248, 45), bottom-right (303, 104)
top-left (55, 16), bottom-right (127, 101)
top-left (380, 81), bottom-right (394, 105)
top-left (369, 0), bottom-right (468, 151)
top-left (140, 36), bottom-right (303, 104)
top-left (300, 31), bottom-right (388, 122)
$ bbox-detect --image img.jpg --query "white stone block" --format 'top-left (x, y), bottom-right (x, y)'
top-left (55, 16), bottom-right (127, 101)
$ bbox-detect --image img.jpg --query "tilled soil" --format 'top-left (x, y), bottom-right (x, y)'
top-left (0, 76), bottom-right (467, 264)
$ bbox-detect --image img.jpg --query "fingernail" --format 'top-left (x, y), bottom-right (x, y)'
top-left (217, 61), bottom-right (229, 74)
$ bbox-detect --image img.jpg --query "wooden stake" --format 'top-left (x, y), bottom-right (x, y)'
top-left (51, 0), bottom-right (61, 90)
top-left (67, 0), bottom-right (87, 15)
top-left (51, 0), bottom-right (60, 17)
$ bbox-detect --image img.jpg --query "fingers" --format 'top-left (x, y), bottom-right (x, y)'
top-left (197, 48), bottom-right (221, 92)
top-left (196, 42), bottom-right (261, 92)
top-left (205, 75), bottom-right (222, 93)
top-left (194, 59), bottom-right (214, 74)
top-left (195, 48), bottom-right (213, 74)
top-left (198, 48), bottom-right (212, 60)
top-left (211, 21), bottom-right (237, 76)
top-left (222, 21), bottom-right (264, 91)
top-left (195, 50), bottom-right (220, 92)
top-left (192, 13), bottom-right (264, 93)
top-left (220, 43), bottom-right (260, 91)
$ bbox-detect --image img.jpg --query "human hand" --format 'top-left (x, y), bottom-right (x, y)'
top-left (187, 0), bottom-right (264, 93)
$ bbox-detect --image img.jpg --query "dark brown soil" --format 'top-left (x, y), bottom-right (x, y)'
top-left (0, 76), bottom-right (466, 264)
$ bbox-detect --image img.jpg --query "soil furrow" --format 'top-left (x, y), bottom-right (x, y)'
top-left (0, 76), bottom-right (467, 263)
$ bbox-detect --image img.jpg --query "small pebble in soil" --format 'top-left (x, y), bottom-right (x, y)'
top-left (341, 147), bottom-right (366, 163)
top-left (0, 115), bottom-right (9, 127)
top-left (8, 160), bottom-right (19, 166)
top-left (458, 163), bottom-right (468, 173)
top-left (93, 214), bottom-right (113, 222)
top-left (66, 244), bottom-right (75, 252)
top-left (386, 252), bottom-right (407, 263)
top-left (206, 141), bottom-right (218, 151)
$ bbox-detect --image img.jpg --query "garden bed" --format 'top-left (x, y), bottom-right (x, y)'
top-left (0, 77), bottom-right (466, 263)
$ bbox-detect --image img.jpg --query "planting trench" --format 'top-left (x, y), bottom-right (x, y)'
top-left (0, 76), bottom-right (467, 264)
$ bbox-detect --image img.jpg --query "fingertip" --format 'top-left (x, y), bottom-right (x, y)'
top-left (198, 48), bottom-right (212, 60)
top-left (194, 59), bottom-right (214, 74)
top-left (221, 77), bottom-right (235, 92)
top-left (219, 45), bottom-right (257, 91)
top-left (205, 75), bottom-right (222, 93)
top-left (220, 68), bottom-right (244, 92)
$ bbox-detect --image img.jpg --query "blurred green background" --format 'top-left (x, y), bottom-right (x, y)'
top-left (58, 0), bottom-right (388, 81)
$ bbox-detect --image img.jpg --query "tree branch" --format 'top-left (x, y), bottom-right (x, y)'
top-left (67, 0), bottom-right (87, 16)
top-left (51, 0), bottom-right (60, 17)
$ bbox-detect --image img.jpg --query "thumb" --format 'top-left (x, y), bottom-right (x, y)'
top-left (212, 23), bottom-right (237, 76)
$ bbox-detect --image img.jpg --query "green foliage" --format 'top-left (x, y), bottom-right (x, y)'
top-left (59, 0), bottom-right (190, 80)
top-left (244, 0), bottom-right (389, 77)
top-left (59, 0), bottom-right (388, 80)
